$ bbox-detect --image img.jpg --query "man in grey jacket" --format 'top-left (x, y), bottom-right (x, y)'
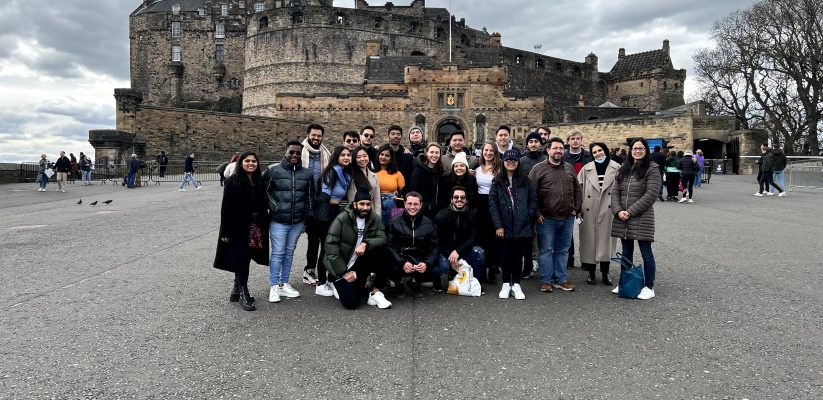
top-left (263, 140), bottom-right (315, 303)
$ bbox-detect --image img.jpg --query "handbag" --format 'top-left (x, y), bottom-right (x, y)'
top-left (248, 223), bottom-right (263, 249)
top-left (446, 259), bottom-right (481, 297)
top-left (44, 168), bottom-right (54, 178)
top-left (611, 251), bottom-right (645, 299)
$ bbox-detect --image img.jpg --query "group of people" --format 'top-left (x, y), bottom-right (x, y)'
top-left (37, 151), bottom-right (93, 192)
top-left (754, 143), bottom-right (787, 197)
top-left (213, 123), bottom-right (663, 312)
top-left (652, 146), bottom-right (704, 203)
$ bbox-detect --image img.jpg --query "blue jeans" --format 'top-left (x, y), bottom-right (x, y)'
top-left (695, 169), bottom-right (702, 187)
top-left (38, 172), bottom-right (48, 189)
top-left (620, 239), bottom-right (656, 289)
top-left (438, 246), bottom-right (485, 279)
top-left (770, 170), bottom-right (784, 193)
top-left (536, 216), bottom-right (574, 284)
top-left (380, 193), bottom-right (396, 226)
top-left (127, 172), bottom-right (137, 188)
top-left (82, 170), bottom-right (92, 185)
top-left (269, 221), bottom-right (304, 286)
top-left (179, 172), bottom-right (200, 189)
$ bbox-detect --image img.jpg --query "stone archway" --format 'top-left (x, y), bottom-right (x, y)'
top-left (435, 117), bottom-right (466, 147)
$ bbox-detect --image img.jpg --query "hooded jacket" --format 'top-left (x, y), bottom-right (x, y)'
top-left (323, 206), bottom-right (386, 278)
top-left (772, 149), bottom-right (787, 171)
top-left (263, 158), bottom-right (314, 224)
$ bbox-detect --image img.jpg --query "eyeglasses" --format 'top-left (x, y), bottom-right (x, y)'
top-left (452, 195), bottom-right (466, 200)
top-left (345, 139), bottom-right (358, 143)
top-left (287, 151), bottom-right (301, 155)
top-left (631, 148), bottom-right (646, 152)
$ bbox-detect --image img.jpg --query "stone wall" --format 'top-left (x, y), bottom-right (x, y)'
top-left (548, 115), bottom-right (696, 152)
top-left (608, 72), bottom-right (685, 112)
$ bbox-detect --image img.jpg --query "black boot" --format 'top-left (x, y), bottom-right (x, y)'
top-left (584, 264), bottom-right (596, 285)
top-left (601, 262), bottom-right (613, 286)
top-left (229, 279), bottom-right (240, 302)
top-left (567, 256), bottom-right (575, 269)
top-left (487, 266), bottom-right (499, 284)
top-left (239, 285), bottom-right (256, 311)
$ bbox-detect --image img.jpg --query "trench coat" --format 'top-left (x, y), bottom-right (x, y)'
top-left (213, 175), bottom-right (270, 272)
top-left (577, 160), bottom-right (620, 263)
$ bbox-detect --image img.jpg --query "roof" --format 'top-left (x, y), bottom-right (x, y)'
top-left (365, 56), bottom-right (434, 83)
top-left (133, 0), bottom-right (208, 16)
top-left (461, 48), bottom-right (501, 67)
top-left (609, 49), bottom-right (672, 76)
top-left (599, 101), bottom-right (619, 108)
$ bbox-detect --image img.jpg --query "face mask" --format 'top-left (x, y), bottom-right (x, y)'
top-left (595, 156), bottom-right (607, 164)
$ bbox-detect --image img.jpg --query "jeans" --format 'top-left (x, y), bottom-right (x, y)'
top-left (695, 169), bottom-right (702, 187)
top-left (770, 170), bottom-right (785, 193)
top-left (620, 239), bottom-right (656, 289)
top-left (179, 172), bottom-right (200, 189)
top-left (127, 172), bottom-right (136, 188)
top-left (437, 246), bottom-right (485, 280)
top-left (758, 173), bottom-right (783, 193)
top-left (536, 216), bottom-right (574, 284)
top-left (38, 172), bottom-right (48, 189)
top-left (81, 170), bottom-right (92, 185)
top-left (269, 221), bottom-right (305, 286)
top-left (380, 193), bottom-right (396, 226)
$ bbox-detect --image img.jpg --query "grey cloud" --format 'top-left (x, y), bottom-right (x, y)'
top-left (31, 99), bottom-right (114, 127)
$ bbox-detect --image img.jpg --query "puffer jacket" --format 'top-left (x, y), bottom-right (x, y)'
top-left (386, 211), bottom-right (439, 269)
top-left (528, 160), bottom-right (582, 220)
top-left (519, 150), bottom-right (546, 174)
top-left (263, 158), bottom-right (314, 224)
top-left (677, 155), bottom-right (699, 176)
top-left (323, 206), bottom-right (386, 278)
top-left (488, 176), bottom-right (538, 239)
top-left (610, 164), bottom-right (660, 242)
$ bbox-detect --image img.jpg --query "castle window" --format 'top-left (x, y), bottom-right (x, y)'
top-left (436, 27), bottom-right (445, 39)
top-left (293, 12), bottom-right (303, 24)
top-left (238, 2), bottom-right (244, 9)
top-left (475, 114), bottom-right (487, 144)
top-left (573, 66), bottom-right (581, 77)
top-left (229, 78), bottom-right (240, 89)
top-left (515, 54), bottom-right (523, 65)
top-left (374, 18), bottom-right (382, 29)
top-left (410, 51), bottom-right (425, 56)
top-left (215, 23), bottom-right (225, 38)
top-left (215, 44), bottom-right (224, 63)
top-left (460, 34), bottom-right (469, 46)
top-left (172, 4), bottom-right (181, 15)
top-left (456, 93), bottom-right (464, 108)
top-left (536, 59), bottom-right (544, 69)
top-left (336, 13), bottom-right (345, 25)
top-left (555, 63), bottom-right (563, 73)
top-left (437, 93), bottom-right (445, 108)
top-left (640, 82), bottom-right (644, 88)
top-left (171, 45), bottom-right (182, 62)
top-left (410, 22), bottom-right (419, 33)
top-left (197, 7), bottom-right (205, 16)
top-left (415, 115), bottom-right (426, 135)
top-left (254, 2), bottom-right (265, 12)
top-left (259, 17), bottom-right (269, 30)
top-left (663, 81), bottom-right (668, 90)
top-left (221, 4), bottom-right (229, 16)
top-left (171, 21), bottom-right (181, 38)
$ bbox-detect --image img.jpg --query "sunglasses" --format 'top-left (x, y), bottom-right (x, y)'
top-left (287, 151), bottom-right (300, 155)
top-left (361, 134), bottom-right (373, 138)
top-left (345, 139), bottom-right (358, 143)
top-left (452, 195), bottom-right (466, 200)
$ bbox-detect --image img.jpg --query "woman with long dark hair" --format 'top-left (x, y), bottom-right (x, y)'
top-left (610, 138), bottom-right (660, 300)
top-left (314, 146), bottom-right (352, 297)
top-left (346, 146), bottom-right (381, 216)
top-left (214, 151), bottom-right (269, 311)
top-left (374, 144), bottom-right (405, 225)
top-left (409, 142), bottom-right (446, 219)
top-left (489, 150), bottom-right (537, 300)
top-left (475, 140), bottom-right (501, 283)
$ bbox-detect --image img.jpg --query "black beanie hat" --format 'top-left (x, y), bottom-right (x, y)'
top-left (354, 187), bottom-right (371, 203)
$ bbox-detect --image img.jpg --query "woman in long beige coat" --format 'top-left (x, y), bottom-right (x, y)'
top-left (577, 142), bottom-right (620, 286)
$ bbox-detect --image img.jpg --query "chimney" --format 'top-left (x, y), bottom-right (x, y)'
top-left (618, 48), bottom-right (625, 59)
top-left (662, 39), bottom-right (670, 55)
top-left (490, 32), bottom-right (502, 47)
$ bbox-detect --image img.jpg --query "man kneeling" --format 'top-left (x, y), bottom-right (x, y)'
top-left (385, 191), bottom-right (439, 299)
top-left (324, 188), bottom-right (391, 309)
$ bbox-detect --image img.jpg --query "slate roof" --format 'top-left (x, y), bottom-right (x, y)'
top-left (134, 0), bottom-right (208, 16)
top-left (609, 49), bottom-right (673, 76)
top-left (461, 48), bottom-right (502, 67)
top-left (364, 56), bottom-right (433, 83)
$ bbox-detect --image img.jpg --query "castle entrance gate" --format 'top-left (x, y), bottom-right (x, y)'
top-left (435, 118), bottom-right (466, 147)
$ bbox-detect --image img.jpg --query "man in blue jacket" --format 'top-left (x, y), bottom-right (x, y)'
top-left (263, 140), bottom-right (315, 303)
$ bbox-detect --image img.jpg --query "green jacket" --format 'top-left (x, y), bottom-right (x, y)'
top-left (323, 206), bottom-right (386, 278)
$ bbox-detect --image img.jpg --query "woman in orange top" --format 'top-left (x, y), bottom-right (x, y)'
top-left (375, 144), bottom-right (406, 225)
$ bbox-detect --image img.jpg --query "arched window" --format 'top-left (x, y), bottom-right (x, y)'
top-left (415, 115), bottom-right (426, 137)
top-left (555, 63), bottom-right (563, 73)
top-left (475, 114), bottom-right (487, 144)
top-left (411, 50), bottom-right (425, 56)
top-left (515, 54), bottom-right (523, 65)
top-left (259, 17), bottom-right (269, 30)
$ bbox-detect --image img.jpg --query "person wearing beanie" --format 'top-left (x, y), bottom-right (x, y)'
top-left (676, 150), bottom-right (699, 203)
top-left (519, 131), bottom-right (547, 278)
top-left (577, 142), bottom-right (620, 285)
top-left (437, 150), bottom-right (478, 208)
top-left (323, 186), bottom-right (392, 309)
top-left (408, 125), bottom-right (428, 158)
top-left (441, 130), bottom-right (478, 174)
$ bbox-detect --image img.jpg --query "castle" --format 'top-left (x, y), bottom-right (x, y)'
top-left (96, 0), bottom-right (742, 166)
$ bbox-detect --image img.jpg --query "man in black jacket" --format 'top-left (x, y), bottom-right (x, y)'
top-left (178, 153), bottom-right (201, 191)
top-left (385, 191), bottom-right (439, 299)
top-left (770, 143), bottom-right (788, 194)
top-left (387, 125), bottom-right (414, 185)
top-left (520, 131), bottom-right (546, 278)
top-left (156, 151), bottom-right (168, 177)
top-left (263, 141), bottom-right (315, 303)
top-left (53, 151), bottom-right (71, 192)
top-left (433, 186), bottom-right (484, 289)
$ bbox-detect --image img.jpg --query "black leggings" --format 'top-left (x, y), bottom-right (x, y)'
top-left (665, 172), bottom-right (680, 198)
top-left (304, 216), bottom-right (322, 271)
top-left (500, 237), bottom-right (530, 284)
top-left (680, 174), bottom-right (695, 199)
top-left (758, 173), bottom-right (783, 193)
top-left (235, 264), bottom-right (250, 286)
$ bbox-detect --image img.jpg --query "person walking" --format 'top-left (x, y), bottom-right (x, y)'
top-left (37, 153), bottom-right (51, 191)
top-left (53, 151), bottom-right (70, 193)
top-left (663, 150), bottom-right (680, 201)
top-left (374, 144), bottom-right (405, 226)
top-left (474, 141), bottom-right (501, 283)
top-left (69, 153), bottom-right (79, 181)
top-left (262, 141), bottom-right (314, 303)
top-left (677, 151), bottom-right (699, 203)
top-left (302, 123), bottom-right (332, 286)
top-left (577, 142), bottom-right (620, 286)
top-left (214, 151), bottom-right (270, 311)
top-left (755, 143), bottom-right (786, 197)
top-left (694, 149), bottom-right (705, 188)
top-left (156, 151), bottom-right (169, 178)
top-left (770, 144), bottom-right (787, 194)
top-left (489, 150), bottom-right (537, 300)
top-left (178, 153), bottom-right (201, 191)
top-left (78, 153), bottom-right (92, 186)
top-left (610, 138), bottom-right (661, 300)
top-left (314, 146), bottom-right (353, 297)
top-left (127, 154), bottom-right (140, 189)
top-left (408, 142), bottom-right (445, 219)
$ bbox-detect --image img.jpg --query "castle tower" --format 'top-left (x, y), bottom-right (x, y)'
top-left (606, 40), bottom-right (686, 111)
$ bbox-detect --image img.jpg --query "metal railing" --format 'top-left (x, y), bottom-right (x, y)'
top-left (740, 156), bottom-right (823, 192)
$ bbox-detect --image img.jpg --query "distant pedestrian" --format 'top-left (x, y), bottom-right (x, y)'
top-left (677, 151), bottom-right (698, 203)
top-left (213, 151), bottom-right (270, 311)
top-left (69, 153), bottom-right (79, 181)
top-left (694, 149), bottom-right (705, 187)
top-left (664, 150), bottom-right (680, 201)
top-left (53, 151), bottom-right (70, 193)
top-left (127, 154), bottom-right (139, 188)
top-left (770, 144), bottom-right (787, 194)
top-left (156, 151), bottom-right (168, 178)
top-left (754, 143), bottom-right (786, 197)
top-left (78, 152), bottom-right (92, 186)
top-left (577, 142), bottom-right (620, 286)
top-left (178, 153), bottom-right (201, 191)
top-left (37, 153), bottom-right (51, 192)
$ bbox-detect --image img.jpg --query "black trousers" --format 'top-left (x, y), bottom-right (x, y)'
top-left (332, 250), bottom-right (387, 309)
top-left (304, 216), bottom-right (322, 271)
top-left (758, 173), bottom-right (783, 193)
top-left (500, 237), bottom-right (530, 284)
top-left (665, 172), bottom-right (680, 198)
top-left (316, 205), bottom-right (344, 284)
top-left (681, 174), bottom-right (695, 198)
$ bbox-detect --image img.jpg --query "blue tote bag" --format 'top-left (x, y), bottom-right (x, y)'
top-left (611, 252), bottom-right (645, 299)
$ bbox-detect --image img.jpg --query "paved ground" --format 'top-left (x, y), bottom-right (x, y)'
top-left (0, 175), bottom-right (820, 399)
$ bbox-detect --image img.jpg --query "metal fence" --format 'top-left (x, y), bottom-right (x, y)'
top-left (739, 156), bottom-right (823, 192)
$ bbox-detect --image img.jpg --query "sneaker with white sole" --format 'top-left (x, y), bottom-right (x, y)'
top-left (611, 286), bottom-right (619, 294)
top-left (753, 192), bottom-right (763, 197)
top-left (315, 282), bottom-right (335, 297)
top-left (511, 283), bottom-right (525, 300)
top-left (179, 188), bottom-right (186, 192)
top-left (678, 197), bottom-right (688, 203)
top-left (278, 283), bottom-right (300, 298)
top-left (269, 286), bottom-right (281, 303)
top-left (766, 191), bottom-right (775, 196)
top-left (196, 186), bottom-right (201, 190)
top-left (687, 199), bottom-right (694, 203)
top-left (637, 287), bottom-right (656, 300)
top-left (367, 291), bottom-right (392, 309)
top-left (778, 192), bottom-right (786, 197)
top-left (302, 269), bottom-right (318, 285)
top-left (498, 283), bottom-right (511, 299)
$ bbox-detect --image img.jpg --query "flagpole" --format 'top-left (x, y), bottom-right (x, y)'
top-left (448, 0), bottom-right (452, 63)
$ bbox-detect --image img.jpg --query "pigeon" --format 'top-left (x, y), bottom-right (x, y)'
top-left (89, 201), bottom-right (98, 206)
top-left (102, 200), bottom-right (113, 205)
top-left (77, 199), bottom-right (82, 205)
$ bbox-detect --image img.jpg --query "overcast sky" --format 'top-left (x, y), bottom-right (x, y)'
top-left (0, 0), bottom-right (754, 163)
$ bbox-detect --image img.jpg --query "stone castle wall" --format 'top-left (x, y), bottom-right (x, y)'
top-left (548, 115), bottom-right (696, 152)
top-left (608, 72), bottom-right (686, 112)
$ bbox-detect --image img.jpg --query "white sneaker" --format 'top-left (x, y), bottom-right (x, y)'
top-left (302, 269), bottom-right (318, 285)
top-left (753, 192), bottom-right (763, 197)
top-left (611, 286), bottom-right (619, 294)
top-left (278, 283), bottom-right (300, 298)
top-left (195, 185), bottom-right (201, 190)
top-left (511, 283), bottom-right (525, 300)
top-left (687, 199), bottom-right (694, 203)
top-left (766, 191), bottom-right (775, 196)
top-left (778, 192), bottom-right (786, 197)
top-left (498, 283), bottom-right (511, 299)
top-left (315, 282), bottom-right (335, 297)
top-left (331, 282), bottom-right (339, 299)
top-left (367, 291), bottom-right (392, 309)
top-left (178, 188), bottom-right (186, 192)
top-left (532, 260), bottom-right (538, 272)
top-left (61, 189), bottom-right (66, 193)
top-left (678, 197), bottom-right (687, 203)
top-left (269, 286), bottom-right (281, 303)
top-left (637, 287), bottom-right (656, 300)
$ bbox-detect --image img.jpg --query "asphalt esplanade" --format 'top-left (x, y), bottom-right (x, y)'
top-left (0, 175), bottom-right (820, 399)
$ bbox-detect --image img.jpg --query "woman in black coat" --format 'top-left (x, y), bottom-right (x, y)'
top-left (408, 142), bottom-right (446, 219)
top-left (489, 150), bottom-right (537, 300)
top-left (214, 151), bottom-right (270, 311)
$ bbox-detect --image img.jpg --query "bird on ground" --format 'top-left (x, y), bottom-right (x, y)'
top-left (102, 200), bottom-right (113, 205)
top-left (89, 201), bottom-right (98, 206)
top-left (77, 199), bottom-right (82, 205)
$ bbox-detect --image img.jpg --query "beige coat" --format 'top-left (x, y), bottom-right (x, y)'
top-left (345, 168), bottom-right (382, 216)
top-left (577, 160), bottom-right (620, 263)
